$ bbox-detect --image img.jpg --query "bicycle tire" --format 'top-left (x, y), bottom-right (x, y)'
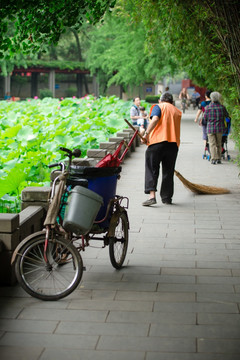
top-left (182, 102), bottom-right (186, 113)
top-left (15, 234), bottom-right (83, 301)
top-left (109, 212), bottom-right (128, 269)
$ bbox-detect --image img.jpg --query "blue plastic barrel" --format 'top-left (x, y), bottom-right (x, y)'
top-left (88, 174), bottom-right (118, 225)
top-left (69, 166), bottom-right (121, 228)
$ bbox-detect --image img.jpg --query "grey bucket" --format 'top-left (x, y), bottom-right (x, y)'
top-left (63, 186), bottom-right (103, 235)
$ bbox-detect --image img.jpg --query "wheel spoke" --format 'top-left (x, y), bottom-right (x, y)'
top-left (15, 235), bottom-right (83, 300)
top-left (109, 212), bottom-right (128, 269)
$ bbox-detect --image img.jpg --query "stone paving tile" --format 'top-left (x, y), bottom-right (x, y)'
top-left (126, 257), bottom-right (196, 268)
top-left (226, 244), bottom-right (240, 250)
top-left (0, 346), bottom-right (43, 360)
top-left (88, 265), bottom-right (162, 275)
top-left (80, 272), bottom-right (123, 282)
top-left (195, 242), bottom-right (227, 254)
top-left (195, 230), bottom-right (225, 238)
top-left (161, 267), bottom-right (231, 276)
top-left (0, 286), bottom-right (33, 298)
top-left (0, 305), bottom-right (22, 319)
top-left (40, 348), bottom-right (145, 360)
top-left (81, 280), bottom-right (157, 292)
top-left (232, 269), bottom-right (240, 276)
top-left (122, 273), bottom-right (196, 284)
top-left (234, 284), bottom-right (240, 293)
top-left (18, 308), bottom-right (108, 322)
top-left (157, 283), bottom-right (235, 293)
top-left (115, 290), bottom-right (195, 302)
top-left (198, 338), bottom-right (240, 354)
top-left (0, 319), bottom-right (58, 333)
top-left (197, 292), bottom-right (240, 303)
top-left (196, 238), bottom-right (238, 243)
top-left (229, 254), bottom-right (240, 261)
top-left (153, 301), bottom-right (238, 313)
top-left (66, 289), bottom-right (116, 300)
top-left (0, 296), bottom-right (68, 309)
top-left (146, 352), bottom-right (240, 360)
top-left (97, 335), bottom-right (196, 352)
top-left (107, 310), bottom-right (196, 324)
top-left (55, 320), bottom-right (149, 336)
top-left (149, 323), bottom-right (240, 338)
top-left (197, 276), bottom-right (240, 285)
top-left (197, 313), bottom-right (240, 325)
top-left (197, 261), bottom-right (240, 269)
top-left (0, 333), bottom-right (99, 350)
top-left (67, 299), bottom-right (153, 312)
top-left (164, 240), bottom-right (197, 248)
top-left (194, 221), bottom-right (222, 229)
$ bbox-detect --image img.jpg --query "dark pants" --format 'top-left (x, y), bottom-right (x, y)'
top-left (145, 141), bottom-right (178, 201)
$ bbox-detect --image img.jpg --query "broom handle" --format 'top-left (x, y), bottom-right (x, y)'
top-left (124, 118), bottom-right (177, 175)
top-left (124, 119), bottom-right (145, 141)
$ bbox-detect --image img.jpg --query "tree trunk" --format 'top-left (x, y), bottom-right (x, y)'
top-left (70, 28), bottom-right (89, 95)
top-left (204, 0), bottom-right (240, 94)
top-left (31, 72), bottom-right (38, 98)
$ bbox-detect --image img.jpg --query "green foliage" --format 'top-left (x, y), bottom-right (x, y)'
top-left (145, 95), bottom-right (160, 103)
top-left (122, 0), bottom-right (240, 163)
top-left (39, 89), bottom-right (53, 99)
top-left (0, 0), bottom-right (116, 56)
top-left (85, 10), bottom-right (178, 93)
top-left (0, 95), bottom-right (135, 212)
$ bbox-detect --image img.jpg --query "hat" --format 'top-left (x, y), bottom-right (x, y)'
top-left (160, 92), bottom-right (173, 104)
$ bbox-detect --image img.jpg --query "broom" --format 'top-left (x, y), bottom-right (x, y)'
top-left (124, 119), bottom-right (230, 195)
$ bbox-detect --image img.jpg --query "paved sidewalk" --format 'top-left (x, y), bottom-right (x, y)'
top-left (1, 109), bottom-right (240, 360)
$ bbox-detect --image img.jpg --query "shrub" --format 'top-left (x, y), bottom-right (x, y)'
top-left (145, 95), bottom-right (160, 103)
top-left (39, 88), bottom-right (53, 99)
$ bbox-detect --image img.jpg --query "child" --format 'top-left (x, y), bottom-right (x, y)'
top-left (137, 106), bottom-right (148, 135)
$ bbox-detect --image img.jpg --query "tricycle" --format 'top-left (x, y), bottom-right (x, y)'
top-left (11, 125), bottom-right (139, 301)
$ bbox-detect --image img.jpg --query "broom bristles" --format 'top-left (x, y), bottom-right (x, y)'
top-left (174, 170), bottom-right (230, 195)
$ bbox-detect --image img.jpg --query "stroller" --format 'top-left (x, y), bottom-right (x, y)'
top-left (203, 141), bottom-right (211, 160)
top-left (221, 117), bottom-right (231, 160)
top-left (203, 117), bottom-right (231, 161)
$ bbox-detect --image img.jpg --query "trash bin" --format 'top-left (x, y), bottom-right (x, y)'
top-left (63, 186), bottom-right (103, 235)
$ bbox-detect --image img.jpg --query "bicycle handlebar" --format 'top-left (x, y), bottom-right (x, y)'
top-left (48, 148), bottom-right (81, 170)
top-left (48, 162), bottom-right (61, 169)
top-left (59, 147), bottom-right (81, 158)
top-left (59, 147), bottom-right (72, 155)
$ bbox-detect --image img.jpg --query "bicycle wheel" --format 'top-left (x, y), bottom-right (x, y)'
top-left (15, 234), bottom-right (83, 301)
top-left (109, 212), bottom-right (129, 269)
top-left (182, 101), bottom-right (186, 113)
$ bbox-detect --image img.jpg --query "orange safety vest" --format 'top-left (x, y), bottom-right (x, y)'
top-left (148, 102), bottom-right (182, 147)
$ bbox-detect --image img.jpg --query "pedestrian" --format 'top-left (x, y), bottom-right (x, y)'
top-left (194, 90), bottom-right (211, 148)
top-left (142, 92), bottom-right (182, 206)
top-left (202, 91), bottom-right (229, 165)
top-left (130, 96), bottom-right (142, 125)
top-left (179, 87), bottom-right (190, 110)
top-left (191, 88), bottom-right (201, 108)
top-left (137, 106), bottom-right (148, 134)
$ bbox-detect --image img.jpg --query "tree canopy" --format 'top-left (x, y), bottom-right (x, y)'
top-left (127, 0), bottom-right (240, 97)
top-left (84, 12), bottom-right (178, 95)
top-left (0, 0), bottom-right (116, 57)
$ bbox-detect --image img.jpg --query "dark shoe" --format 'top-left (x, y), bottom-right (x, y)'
top-left (162, 198), bottom-right (172, 205)
top-left (142, 198), bottom-right (157, 206)
top-left (211, 160), bottom-right (216, 164)
top-left (217, 160), bottom-right (221, 164)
